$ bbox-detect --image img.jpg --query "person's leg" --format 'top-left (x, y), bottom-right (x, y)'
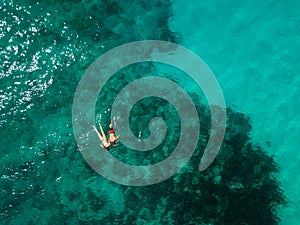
top-left (93, 125), bottom-right (104, 142)
top-left (99, 123), bottom-right (108, 143)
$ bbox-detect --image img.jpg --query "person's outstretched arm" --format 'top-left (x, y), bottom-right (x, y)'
top-left (113, 117), bottom-right (117, 130)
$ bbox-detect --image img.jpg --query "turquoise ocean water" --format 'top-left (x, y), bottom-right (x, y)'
top-left (170, 1), bottom-right (300, 224)
top-left (0, 0), bottom-right (298, 224)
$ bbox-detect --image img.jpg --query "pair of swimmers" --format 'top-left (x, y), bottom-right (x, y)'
top-left (92, 117), bottom-right (120, 151)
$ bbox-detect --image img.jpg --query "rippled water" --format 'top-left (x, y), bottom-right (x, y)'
top-left (0, 0), bottom-right (290, 224)
top-left (171, 1), bottom-right (300, 224)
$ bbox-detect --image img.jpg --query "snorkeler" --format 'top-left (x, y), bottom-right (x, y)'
top-left (93, 124), bottom-right (110, 151)
top-left (108, 117), bottom-right (120, 146)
